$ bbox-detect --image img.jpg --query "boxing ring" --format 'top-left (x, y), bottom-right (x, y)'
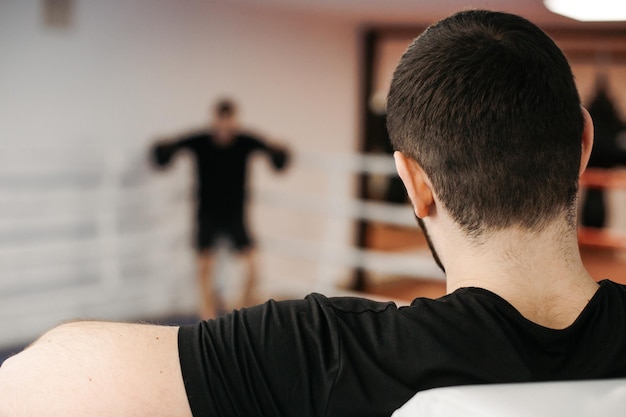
top-left (1, 145), bottom-right (625, 350)
top-left (0, 145), bottom-right (439, 349)
top-left (252, 151), bottom-right (443, 300)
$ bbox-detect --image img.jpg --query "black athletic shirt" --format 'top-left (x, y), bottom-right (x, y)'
top-left (178, 280), bottom-right (626, 417)
top-left (152, 132), bottom-right (288, 218)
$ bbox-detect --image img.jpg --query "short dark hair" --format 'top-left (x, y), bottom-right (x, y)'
top-left (215, 98), bottom-right (237, 118)
top-left (387, 10), bottom-right (584, 238)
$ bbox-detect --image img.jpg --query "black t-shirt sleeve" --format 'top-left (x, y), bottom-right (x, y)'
top-left (176, 282), bottom-right (626, 417)
top-left (241, 134), bottom-right (290, 171)
top-left (177, 295), bottom-right (342, 417)
top-left (270, 147), bottom-right (290, 170)
top-left (150, 136), bottom-right (197, 167)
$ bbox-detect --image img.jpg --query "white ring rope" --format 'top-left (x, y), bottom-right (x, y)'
top-left (0, 146), bottom-right (439, 347)
top-left (293, 151), bottom-right (398, 175)
top-left (254, 189), bottom-right (416, 227)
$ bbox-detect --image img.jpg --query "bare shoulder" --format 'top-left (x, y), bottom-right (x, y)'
top-left (0, 321), bottom-right (192, 417)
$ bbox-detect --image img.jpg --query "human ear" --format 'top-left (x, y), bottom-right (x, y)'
top-left (580, 107), bottom-right (594, 176)
top-left (393, 151), bottom-right (434, 218)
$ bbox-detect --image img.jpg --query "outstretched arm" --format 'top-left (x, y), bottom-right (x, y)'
top-left (241, 133), bottom-right (290, 171)
top-left (268, 144), bottom-right (290, 171)
top-left (0, 322), bottom-right (192, 417)
top-left (150, 136), bottom-right (195, 168)
top-left (250, 136), bottom-right (290, 171)
top-left (152, 141), bottom-right (178, 167)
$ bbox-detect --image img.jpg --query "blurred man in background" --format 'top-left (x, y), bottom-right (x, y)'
top-left (152, 99), bottom-right (289, 318)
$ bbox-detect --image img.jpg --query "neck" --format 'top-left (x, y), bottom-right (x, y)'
top-left (443, 219), bottom-right (598, 329)
top-left (213, 129), bottom-right (235, 145)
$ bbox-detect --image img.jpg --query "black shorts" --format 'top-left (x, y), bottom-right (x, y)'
top-left (195, 214), bottom-right (253, 252)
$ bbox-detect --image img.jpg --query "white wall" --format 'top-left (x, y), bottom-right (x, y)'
top-left (0, 0), bottom-right (360, 148)
top-left (0, 0), bottom-right (361, 348)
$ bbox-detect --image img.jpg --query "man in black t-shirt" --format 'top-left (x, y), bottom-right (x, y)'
top-left (152, 100), bottom-right (289, 318)
top-left (3, 11), bottom-right (626, 417)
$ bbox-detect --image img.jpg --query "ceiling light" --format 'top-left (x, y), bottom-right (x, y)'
top-left (544, 0), bottom-right (626, 22)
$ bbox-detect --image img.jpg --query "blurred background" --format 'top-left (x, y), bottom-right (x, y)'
top-left (2, 0), bottom-right (626, 358)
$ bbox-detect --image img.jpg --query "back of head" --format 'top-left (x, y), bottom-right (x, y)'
top-left (212, 98), bottom-right (239, 141)
top-left (215, 98), bottom-right (237, 119)
top-left (387, 10), bottom-right (584, 238)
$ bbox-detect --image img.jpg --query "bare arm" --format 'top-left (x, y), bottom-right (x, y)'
top-left (0, 321), bottom-right (192, 417)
